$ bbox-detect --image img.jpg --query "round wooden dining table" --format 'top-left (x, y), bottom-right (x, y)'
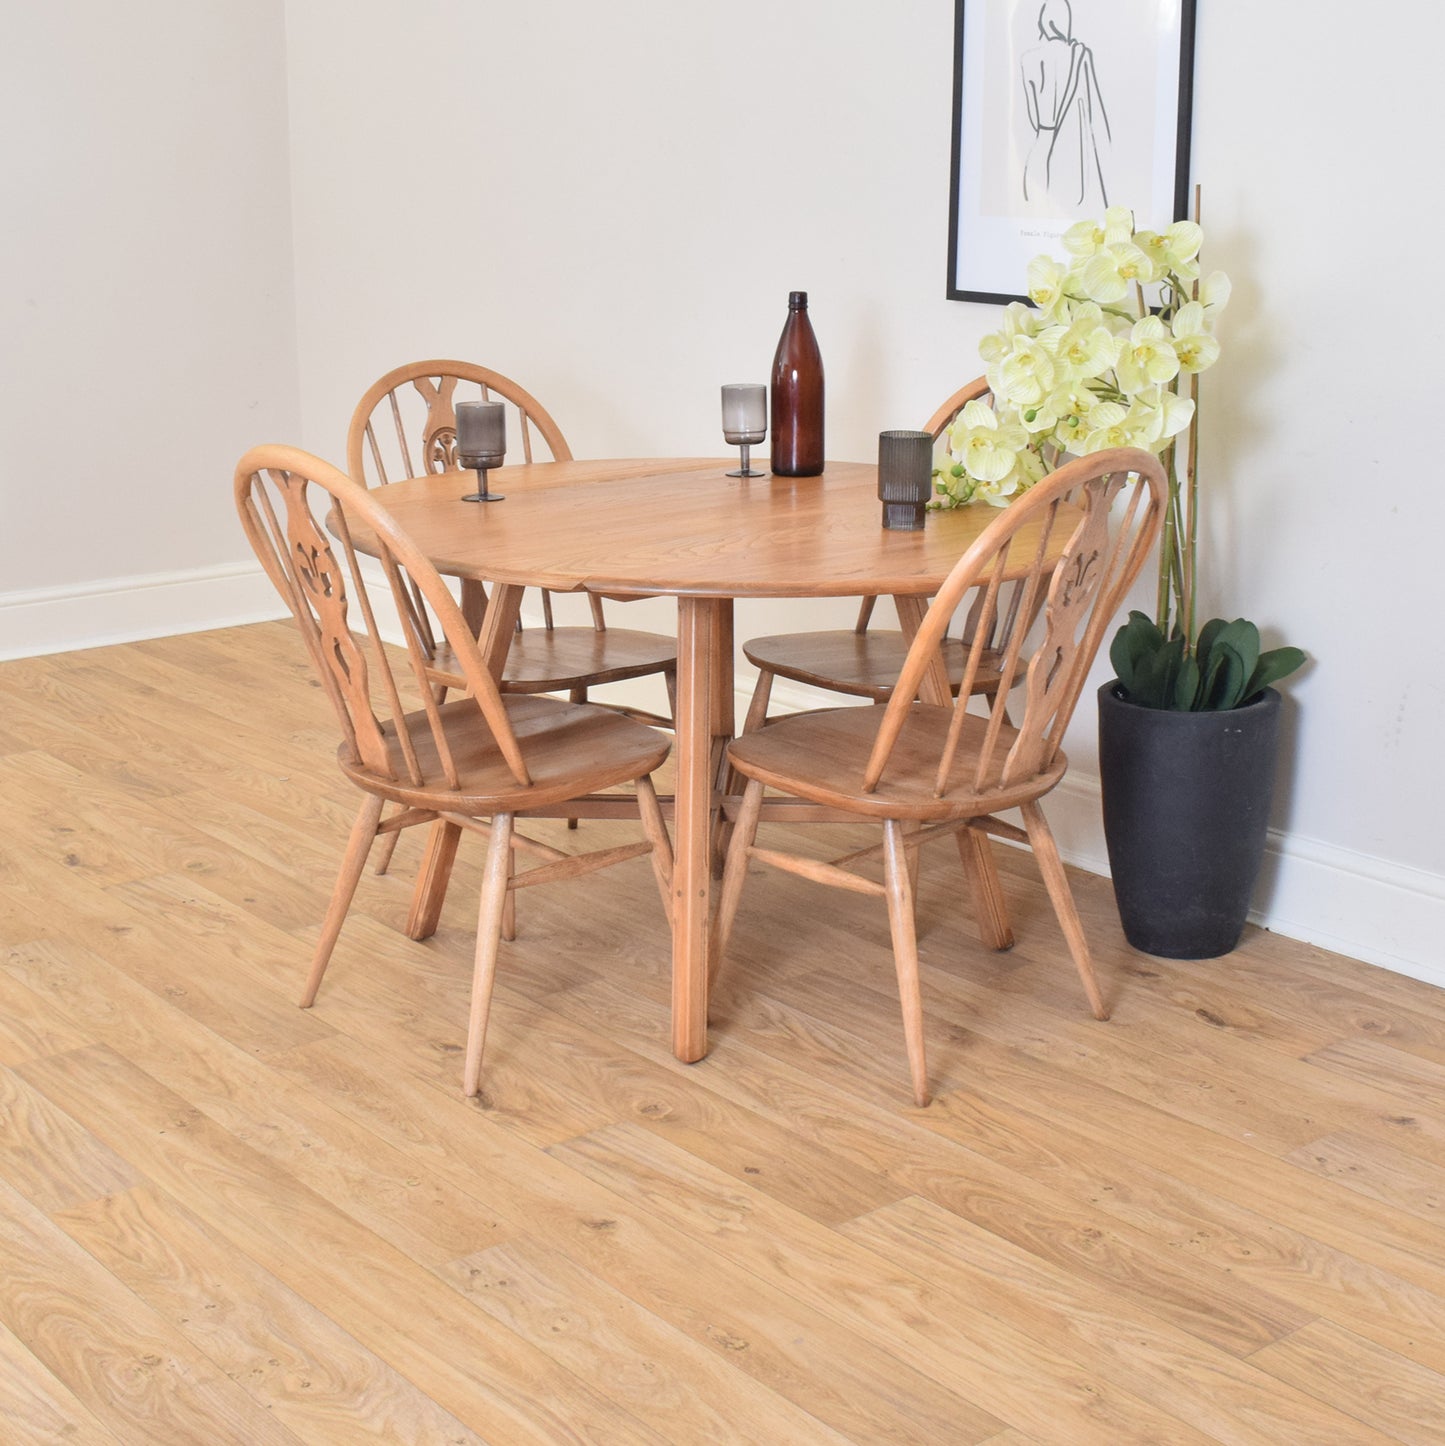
top-left (361, 457), bottom-right (1065, 1064)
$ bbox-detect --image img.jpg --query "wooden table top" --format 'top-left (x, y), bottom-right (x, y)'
top-left (360, 457), bottom-right (1053, 600)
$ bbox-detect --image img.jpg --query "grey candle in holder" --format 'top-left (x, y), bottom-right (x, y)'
top-left (721, 383), bottom-right (767, 478)
top-left (456, 399), bottom-right (507, 502)
top-left (877, 429), bottom-right (934, 530)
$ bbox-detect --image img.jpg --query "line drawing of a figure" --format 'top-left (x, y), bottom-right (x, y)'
top-left (1020, 0), bottom-right (1111, 211)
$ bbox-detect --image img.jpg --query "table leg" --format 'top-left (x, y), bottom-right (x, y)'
top-left (672, 595), bottom-right (731, 1062)
top-left (891, 593), bottom-right (1015, 950)
top-left (459, 578), bottom-right (488, 637)
top-left (405, 583), bottom-right (524, 941)
top-left (891, 593), bottom-right (952, 707)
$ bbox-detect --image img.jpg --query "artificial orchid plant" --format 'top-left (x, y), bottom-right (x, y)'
top-left (933, 206), bottom-right (1303, 711)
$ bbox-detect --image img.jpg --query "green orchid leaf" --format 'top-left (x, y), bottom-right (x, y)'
top-left (1172, 653), bottom-right (1202, 711)
top-left (1199, 640), bottom-right (1248, 710)
top-left (1109, 611), bottom-right (1162, 692)
top-left (1213, 619), bottom-right (1261, 688)
top-left (1194, 617), bottom-right (1228, 660)
top-left (1134, 634), bottom-right (1186, 709)
top-left (1244, 646), bottom-right (1308, 700)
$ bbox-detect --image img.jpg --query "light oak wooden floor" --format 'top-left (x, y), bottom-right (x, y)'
top-left (3, 622), bottom-right (1444, 1444)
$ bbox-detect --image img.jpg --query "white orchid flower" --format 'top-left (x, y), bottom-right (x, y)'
top-left (1135, 385), bottom-right (1196, 443)
top-left (1116, 315), bottom-right (1181, 393)
top-left (1199, 269), bottom-right (1232, 317)
top-left (1026, 255), bottom-right (1069, 316)
top-left (1029, 379), bottom-right (1104, 450)
top-left (1080, 241), bottom-right (1160, 302)
top-left (1039, 304), bottom-right (1121, 382)
top-left (978, 301), bottom-right (1043, 365)
top-left (1103, 206), bottom-right (1137, 244)
top-left (1135, 221), bottom-right (1203, 278)
top-left (944, 399), bottom-right (1027, 484)
top-left (973, 473), bottom-right (1022, 507)
top-left (990, 335), bottom-right (1057, 407)
top-left (1063, 206), bottom-right (1136, 258)
top-left (1079, 399), bottom-right (1164, 454)
top-left (1063, 219), bottom-right (1107, 258)
top-left (1171, 301), bottom-right (1221, 373)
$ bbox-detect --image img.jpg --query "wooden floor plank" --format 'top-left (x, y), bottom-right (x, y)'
top-left (232, 1029), bottom-right (1009, 1444)
top-left (0, 1062), bottom-right (140, 1214)
top-left (554, 972), bottom-right (1309, 1359)
top-left (56, 1184), bottom-right (487, 1444)
top-left (844, 1193), bottom-right (1400, 1446)
top-left (437, 1240), bottom-right (857, 1444)
top-left (17, 1044), bottom-right (671, 1446)
top-left (1249, 1320), bottom-right (1445, 1446)
top-left (0, 1318), bottom-right (127, 1446)
top-left (2, 624), bottom-right (1444, 1443)
top-left (549, 1122), bottom-right (1216, 1444)
top-left (0, 1176), bottom-right (306, 1446)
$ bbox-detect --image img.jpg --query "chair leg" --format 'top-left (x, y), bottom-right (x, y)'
top-left (740, 669), bottom-right (774, 736)
top-left (714, 670), bottom-right (773, 869)
top-left (956, 824), bottom-right (1015, 951)
top-left (882, 819), bottom-right (930, 1107)
top-left (376, 686), bottom-right (450, 880)
top-left (301, 793), bottom-right (384, 1008)
top-left (567, 688), bottom-right (588, 828)
top-left (636, 775), bottom-right (674, 925)
top-left (372, 820), bottom-right (402, 876)
top-left (663, 665), bottom-right (678, 728)
top-left (501, 836), bottom-right (517, 942)
top-left (709, 777), bottom-right (764, 994)
top-left (407, 820), bottom-right (462, 940)
top-left (1021, 799), bottom-right (1108, 1021)
top-left (464, 812), bottom-right (515, 1098)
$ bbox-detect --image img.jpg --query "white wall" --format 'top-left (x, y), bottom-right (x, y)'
top-left (5, 0), bottom-right (1442, 984)
top-left (0, 0), bottom-right (300, 653)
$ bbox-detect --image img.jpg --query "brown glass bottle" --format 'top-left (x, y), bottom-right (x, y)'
top-left (769, 291), bottom-right (824, 476)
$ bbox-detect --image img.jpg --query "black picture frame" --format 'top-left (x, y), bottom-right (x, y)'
top-left (947, 0), bottom-right (1197, 305)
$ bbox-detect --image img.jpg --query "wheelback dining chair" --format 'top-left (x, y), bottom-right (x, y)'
top-left (711, 447), bottom-right (1168, 1107)
top-left (738, 376), bottom-right (1000, 732)
top-left (348, 359), bottom-right (678, 726)
top-left (235, 444), bottom-right (674, 1097)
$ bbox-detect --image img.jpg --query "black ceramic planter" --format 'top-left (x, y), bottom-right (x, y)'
top-left (1098, 682), bottom-right (1281, 959)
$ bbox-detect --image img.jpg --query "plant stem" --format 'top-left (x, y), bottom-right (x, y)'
top-left (1184, 367), bottom-right (1200, 644)
top-left (1157, 446), bottom-right (1182, 634)
top-left (1182, 180), bottom-right (1204, 647)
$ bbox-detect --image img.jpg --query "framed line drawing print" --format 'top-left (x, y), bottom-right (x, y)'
top-left (947, 0), bottom-right (1197, 304)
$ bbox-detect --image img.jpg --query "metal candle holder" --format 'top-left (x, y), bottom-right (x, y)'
top-left (456, 399), bottom-right (507, 502)
top-left (877, 429), bottom-right (935, 530)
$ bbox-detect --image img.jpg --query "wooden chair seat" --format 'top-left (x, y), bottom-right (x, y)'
top-left (725, 703), bottom-right (1065, 819)
top-left (741, 631), bottom-right (1004, 703)
top-left (342, 693), bottom-right (670, 813)
top-left (425, 627), bottom-right (679, 695)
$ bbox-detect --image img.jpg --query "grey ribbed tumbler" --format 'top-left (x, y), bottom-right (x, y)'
top-left (877, 429), bottom-right (934, 530)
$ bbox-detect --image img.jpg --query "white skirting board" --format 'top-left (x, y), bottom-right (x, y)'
top-left (3, 567), bottom-right (1441, 993)
top-left (0, 563), bottom-right (285, 661)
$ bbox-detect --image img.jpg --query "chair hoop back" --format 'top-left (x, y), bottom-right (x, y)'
top-left (346, 359), bottom-right (573, 488)
top-left (864, 446), bottom-right (1168, 797)
top-left (235, 443), bottom-right (532, 789)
